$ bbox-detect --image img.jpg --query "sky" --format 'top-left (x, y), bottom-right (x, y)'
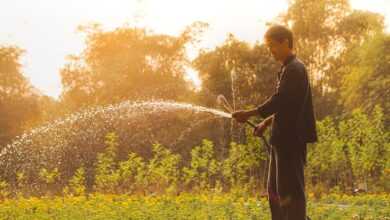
top-left (1, 0), bottom-right (389, 99)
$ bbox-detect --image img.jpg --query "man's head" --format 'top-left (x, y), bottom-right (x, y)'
top-left (264, 25), bottom-right (293, 63)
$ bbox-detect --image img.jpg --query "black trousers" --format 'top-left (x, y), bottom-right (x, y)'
top-left (267, 142), bottom-right (308, 220)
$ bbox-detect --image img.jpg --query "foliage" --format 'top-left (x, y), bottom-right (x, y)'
top-left (0, 193), bottom-right (388, 219)
top-left (60, 22), bottom-right (207, 111)
top-left (146, 143), bottom-right (181, 194)
top-left (0, 46), bottom-right (41, 147)
top-left (64, 167), bottom-right (86, 196)
top-left (280, 0), bottom-right (385, 118)
top-left (0, 2), bottom-right (389, 215)
top-left (94, 132), bottom-right (120, 193)
top-left (183, 139), bottom-right (220, 191)
top-left (117, 152), bottom-right (146, 194)
top-left (340, 34), bottom-right (390, 124)
top-left (307, 105), bottom-right (389, 193)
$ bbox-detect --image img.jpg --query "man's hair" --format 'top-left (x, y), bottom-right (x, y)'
top-left (264, 25), bottom-right (294, 49)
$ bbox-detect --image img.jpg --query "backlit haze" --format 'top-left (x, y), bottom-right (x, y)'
top-left (1, 0), bottom-right (389, 99)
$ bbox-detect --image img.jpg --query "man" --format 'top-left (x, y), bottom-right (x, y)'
top-left (232, 25), bottom-right (317, 220)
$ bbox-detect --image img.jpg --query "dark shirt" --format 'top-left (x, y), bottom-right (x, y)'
top-left (257, 54), bottom-right (318, 147)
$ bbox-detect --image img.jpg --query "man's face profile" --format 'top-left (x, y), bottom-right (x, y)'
top-left (265, 37), bottom-right (289, 62)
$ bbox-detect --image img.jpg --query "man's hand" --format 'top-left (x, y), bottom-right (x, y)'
top-left (253, 121), bottom-right (268, 137)
top-left (232, 110), bottom-right (251, 123)
top-left (253, 116), bottom-right (273, 137)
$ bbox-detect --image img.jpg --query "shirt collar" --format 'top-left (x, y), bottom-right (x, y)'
top-left (282, 54), bottom-right (296, 67)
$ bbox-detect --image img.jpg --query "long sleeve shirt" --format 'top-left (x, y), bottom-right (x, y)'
top-left (257, 54), bottom-right (318, 146)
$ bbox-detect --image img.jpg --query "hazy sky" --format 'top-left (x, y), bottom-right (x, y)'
top-left (1, 0), bottom-right (389, 99)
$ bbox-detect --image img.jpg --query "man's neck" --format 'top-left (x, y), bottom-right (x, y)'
top-left (281, 51), bottom-right (295, 65)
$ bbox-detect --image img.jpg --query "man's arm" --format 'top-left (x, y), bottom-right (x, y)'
top-left (262, 115), bottom-right (274, 126)
top-left (232, 64), bottom-right (303, 122)
top-left (253, 115), bottom-right (274, 137)
top-left (256, 65), bottom-right (303, 118)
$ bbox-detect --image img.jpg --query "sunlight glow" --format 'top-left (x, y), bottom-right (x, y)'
top-left (0, 0), bottom-right (388, 98)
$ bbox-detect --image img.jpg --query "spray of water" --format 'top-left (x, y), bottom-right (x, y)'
top-left (0, 100), bottom-right (232, 169)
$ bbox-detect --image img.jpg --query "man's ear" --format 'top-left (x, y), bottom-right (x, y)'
top-left (282, 39), bottom-right (290, 48)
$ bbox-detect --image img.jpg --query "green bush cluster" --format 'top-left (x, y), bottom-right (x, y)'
top-left (0, 107), bottom-right (388, 198)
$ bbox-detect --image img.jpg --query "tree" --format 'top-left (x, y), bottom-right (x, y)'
top-left (281, 0), bottom-right (385, 118)
top-left (340, 33), bottom-right (390, 125)
top-left (0, 46), bottom-right (40, 147)
top-left (193, 34), bottom-right (279, 144)
top-left (60, 22), bottom-right (208, 111)
top-left (193, 34), bottom-right (278, 108)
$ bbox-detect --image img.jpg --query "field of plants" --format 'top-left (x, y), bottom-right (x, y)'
top-left (0, 193), bottom-right (388, 220)
top-left (0, 108), bottom-right (388, 219)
